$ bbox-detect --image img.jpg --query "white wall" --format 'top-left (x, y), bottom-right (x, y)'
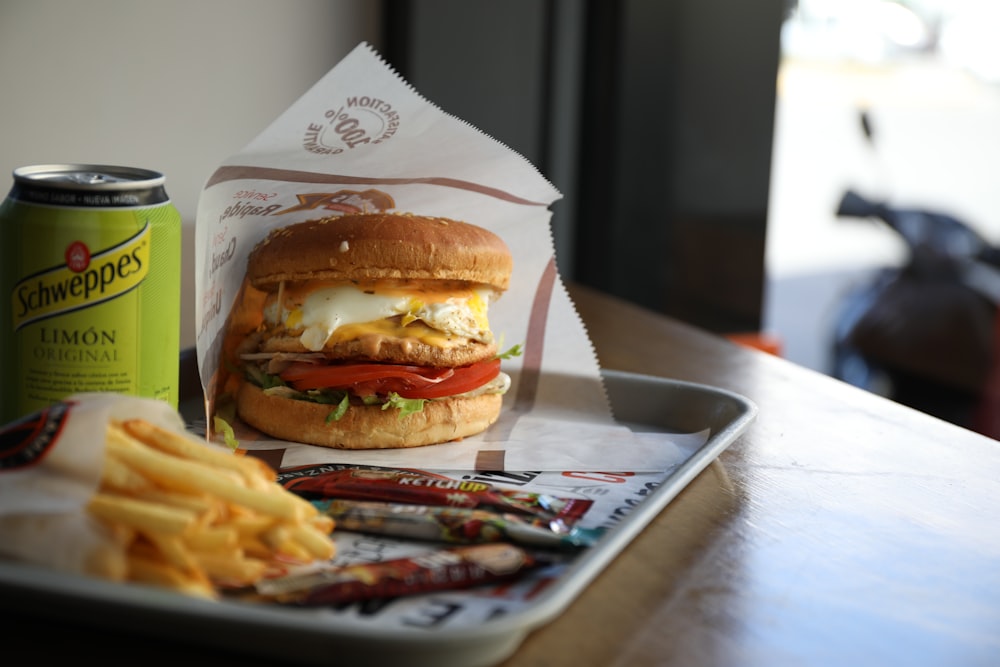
top-left (0, 0), bottom-right (380, 348)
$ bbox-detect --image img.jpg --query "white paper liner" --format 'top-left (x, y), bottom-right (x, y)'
top-left (0, 393), bottom-right (187, 575)
top-left (193, 42), bottom-right (709, 471)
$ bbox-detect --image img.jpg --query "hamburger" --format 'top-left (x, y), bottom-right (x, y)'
top-left (233, 213), bottom-right (516, 449)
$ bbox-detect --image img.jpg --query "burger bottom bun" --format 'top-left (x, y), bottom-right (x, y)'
top-left (236, 382), bottom-right (503, 449)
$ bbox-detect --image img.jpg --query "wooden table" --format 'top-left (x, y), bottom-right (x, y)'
top-left (502, 283), bottom-right (1000, 667)
top-left (7, 284), bottom-right (1000, 665)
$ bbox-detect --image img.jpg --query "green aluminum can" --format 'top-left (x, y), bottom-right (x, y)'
top-left (0, 164), bottom-right (181, 423)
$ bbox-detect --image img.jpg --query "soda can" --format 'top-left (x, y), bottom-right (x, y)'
top-left (0, 164), bottom-right (182, 423)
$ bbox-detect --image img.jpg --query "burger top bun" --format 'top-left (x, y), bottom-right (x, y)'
top-left (247, 213), bottom-right (513, 291)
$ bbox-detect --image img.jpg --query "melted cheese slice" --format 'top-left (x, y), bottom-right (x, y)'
top-left (262, 280), bottom-right (496, 352)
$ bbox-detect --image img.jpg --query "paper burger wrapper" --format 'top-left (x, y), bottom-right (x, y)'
top-left (193, 42), bottom-right (702, 472)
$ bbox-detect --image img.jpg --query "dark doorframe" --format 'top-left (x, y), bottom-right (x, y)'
top-left (382, 0), bottom-right (784, 333)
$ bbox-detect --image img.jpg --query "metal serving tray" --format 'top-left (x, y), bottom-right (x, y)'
top-left (0, 368), bottom-right (756, 667)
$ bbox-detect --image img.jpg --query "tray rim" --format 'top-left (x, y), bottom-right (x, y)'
top-left (0, 370), bottom-right (757, 666)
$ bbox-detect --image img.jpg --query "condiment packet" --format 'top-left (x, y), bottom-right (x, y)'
top-left (311, 499), bottom-right (601, 550)
top-left (254, 543), bottom-right (543, 606)
top-left (279, 464), bottom-right (593, 524)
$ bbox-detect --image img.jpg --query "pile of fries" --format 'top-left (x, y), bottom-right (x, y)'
top-left (86, 418), bottom-right (335, 599)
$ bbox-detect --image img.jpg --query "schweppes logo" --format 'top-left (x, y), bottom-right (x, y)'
top-left (12, 222), bottom-right (150, 331)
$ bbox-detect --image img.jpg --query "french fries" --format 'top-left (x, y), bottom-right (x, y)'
top-left (84, 418), bottom-right (335, 599)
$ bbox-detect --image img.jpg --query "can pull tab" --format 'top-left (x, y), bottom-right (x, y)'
top-left (73, 171), bottom-right (127, 186)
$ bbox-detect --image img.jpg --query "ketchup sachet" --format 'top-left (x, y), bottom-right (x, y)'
top-left (256, 543), bottom-right (542, 606)
top-left (314, 498), bottom-right (601, 550)
top-left (280, 465), bottom-right (592, 526)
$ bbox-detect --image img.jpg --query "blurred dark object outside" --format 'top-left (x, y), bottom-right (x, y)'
top-left (832, 185), bottom-right (1000, 438)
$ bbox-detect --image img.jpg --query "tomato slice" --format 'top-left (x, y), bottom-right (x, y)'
top-left (279, 359), bottom-right (501, 399)
top-left (400, 359), bottom-right (501, 399)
